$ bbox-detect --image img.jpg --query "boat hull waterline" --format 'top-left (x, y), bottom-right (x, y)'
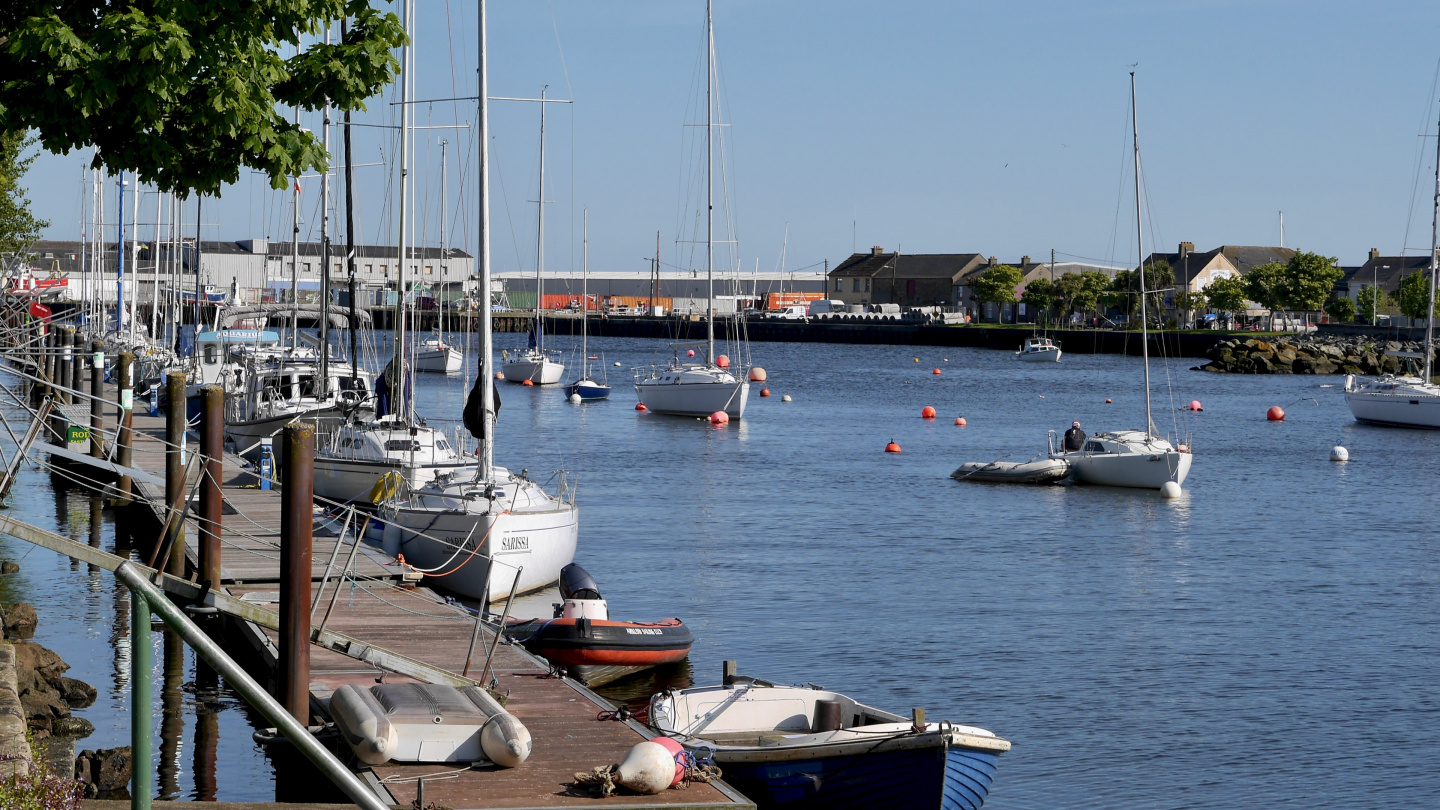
top-left (635, 375), bottom-right (749, 418)
top-left (386, 506), bottom-right (578, 601)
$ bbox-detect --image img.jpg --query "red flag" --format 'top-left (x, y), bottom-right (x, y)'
top-left (294, 180), bottom-right (302, 192)
top-left (28, 300), bottom-right (51, 320)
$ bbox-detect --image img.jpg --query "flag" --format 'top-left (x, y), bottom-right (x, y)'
top-left (294, 180), bottom-right (301, 192)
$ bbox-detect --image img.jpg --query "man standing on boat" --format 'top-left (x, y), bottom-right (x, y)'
top-left (1064, 421), bottom-right (1086, 451)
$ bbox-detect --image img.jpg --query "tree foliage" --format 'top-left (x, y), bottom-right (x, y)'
top-left (1282, 251), bottom-right (1343, 312)
top-left (972, 264), bottom-right (1023, 306)
top-left (0, 131), bottom-right (47, 258)
top-left (1324, 295), bottom-right (1356, 323)
top-left (1020, 276), bottom-right (1055, 321)
top-left (1175, 290), bottom-right (1207, 319)
top-left (1357, 284), bottom-right (1393, 323)
top-left (1244, 262), bottom-right (1288, 315)
top-left (0, 0), bottom-right (406, 195)
top-left (1396, 270), bottom-right (1439, 321)
top-left (1204, 275), bottom-right (1249, 313)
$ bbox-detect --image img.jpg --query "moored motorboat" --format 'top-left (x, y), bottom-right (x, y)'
top-left (505, 564), bottom-right (693, 687)
top-left (649, 667), bottom-right (1010, 810)
top-left (952, 457), bottom-right (1069, 484)
top-left (1015, 336), bottom-right (1061, 362)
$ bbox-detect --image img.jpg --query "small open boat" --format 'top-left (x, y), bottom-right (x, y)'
top-left (952, 457), bottom-right (1069, 484)
top-left (650, 666), bottom-right (1010, 810)
top-left (506, 564), bottom-right (693, 687)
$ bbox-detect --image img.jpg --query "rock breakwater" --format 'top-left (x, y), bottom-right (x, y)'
top-left (1201, 336), bottom-right (1439, 375)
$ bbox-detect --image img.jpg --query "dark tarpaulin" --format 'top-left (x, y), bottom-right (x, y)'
top-left (463, 372), bottom-right (501, 441)
top-left (374, 360), bottom-right (412, 419)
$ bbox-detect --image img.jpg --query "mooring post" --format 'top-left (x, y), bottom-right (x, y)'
top-left (42, 323), bottom-right (56, 392)
top-left (723, 660), bottom-right (738, 686)
top-left (89, 341), bottom-right (105, 459)
top-left (131, 588), bottom-right (153, 810)
top-left (164, 372), bottom-right (186, 577)
top-left (197, 385), bottom-right (224, 588)
top-left (69, 327), bottom-right (83, 404)
top-left (57, 327), bottom-right (74, 405)
top-left (280, 422), bottom-right (314, 724)
top-left (115, 351), bottom-right (135, 501)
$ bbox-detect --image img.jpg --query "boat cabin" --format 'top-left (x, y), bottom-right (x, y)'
top-left (192, 329), bottom-right (281, 386)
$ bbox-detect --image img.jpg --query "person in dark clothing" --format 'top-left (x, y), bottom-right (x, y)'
top-left (1063, 421), bottom-right (1086, 451)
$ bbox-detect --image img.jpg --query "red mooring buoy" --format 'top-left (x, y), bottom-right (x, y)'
top-left (885, 440), bottom-right (902, 453)
top-left (1267, 406), bottom-right (1285, 421)
top-left (1188, 400), bottom-right (1203, 411)
top-left (522, 379), bottom-right (535, 387)
top-left (760, 388), bottom-right (771, 397)
top-left (635, 403), bottom-right (648, 412)
top-left (932, 368), bottom-right (942, 375)
top-left (921, 406), bottom-right (937, 419)
top-left (955, 417), bottom-right (967, 426)
top-left (710, 411), bottom-right (729, 424)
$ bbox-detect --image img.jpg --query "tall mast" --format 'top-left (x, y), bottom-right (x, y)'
top-left (478, 0), bottom-right (494, 479)
top-left (194, 197), bottom-right (203, 333)
top-left (342, 19), bottom-right (358, 386)
top-left (150, 189), bottom-right (162, 340)
top-left (392, 0), bottom-right (412, 411)
top-left (439, 139), bottom-right (448, 338)
top-left (581, 209), bottom-right (588, 370)
top-left (290, 45), bottom-right (301, 355)
top-left (1426, 99), bottom-right (1440, 385)
top-left (116, 173), bottom-right (125, 335)
top-left (130, 179), bottom-right (139, 341)
top-left (535, 86), bottom-right (548, 354)
top-left (1131, 71), bottom-right (1153, 438)
top-left (705, 0), bottom-right (715, 363)
top-left (319, 21), bottom-right (333, 390)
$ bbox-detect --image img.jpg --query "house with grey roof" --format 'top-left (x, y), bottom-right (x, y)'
top-left (826, 247), bottom-right (987, 309)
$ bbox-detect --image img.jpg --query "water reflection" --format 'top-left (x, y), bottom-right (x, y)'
top-left (159, 629), bottom-right (184, 799)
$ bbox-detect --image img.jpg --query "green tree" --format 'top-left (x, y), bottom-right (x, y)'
top-left (1204, 275), bottom-right (1249, 329)
top-left (1020, 277), bottom-right (1055, 324)
top-left (1324, 295), bottom-right (1356, 323)
top-left (972, 264), bottom-right (1024, 311)
top-left (1245, 262), bottom-right (1288, 329)
top-left (1356, 284), bottom-right (1392, 324)
top-left (0, 132), bottom-right (47, 259)
top-left (1175, 290), bottom-right (1207, 324)
top-left (1396, 270), bottom-right (1440, 321)
top-left (0, 1), bottom-right (406, 194)
top-left (1282, 251), bottom-right (1343, 313)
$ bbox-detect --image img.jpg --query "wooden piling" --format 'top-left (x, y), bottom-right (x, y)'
top-left (68, 328), bottom-right (83, 403)
top-left (56, 327), bottom-right (73, 405)
top-left (164, 372), bottom-right (186, 577)
top-left (197, 385), bottom-right (224, 588)
top-left (279, 422), bottom-right (314, 724)
top-left (114, 351), bottom-right (134, 501)
top-left (89, 341), bottom-right (104, 459)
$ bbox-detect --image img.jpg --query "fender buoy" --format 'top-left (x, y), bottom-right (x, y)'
top-left (1267, 406), bottom-right (1285, 421)
top-left (522, 379), bottom-right (534, 387)
top-left (495, 371), bottom-right (504, 380)
top-left (615, 741), bottom-right (676, 795)
top-left (921, 406), bottom-right (936, 419)
top-left (749, 367), bottom-right (767, 382)
top-left (884, 440), bottom-right (901, 453)
top-left (635, 403), bottom-right (647, 412)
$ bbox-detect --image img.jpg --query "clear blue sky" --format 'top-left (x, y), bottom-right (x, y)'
top-left (22, 0), bottom-right (1440, 276)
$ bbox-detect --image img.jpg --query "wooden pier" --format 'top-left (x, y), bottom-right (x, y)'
top-left (16, 356), bottom-right (751, 810)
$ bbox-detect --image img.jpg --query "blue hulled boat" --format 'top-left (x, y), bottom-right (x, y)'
top-left (649, 677), bottom-right (1009, 809)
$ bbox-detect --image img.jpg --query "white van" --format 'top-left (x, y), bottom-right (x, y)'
top-left (766, 304), bottom-right (809, 320)
top-left (808, 299), bottom-right (845, 316)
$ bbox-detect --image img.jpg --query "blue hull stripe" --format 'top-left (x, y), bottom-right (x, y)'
top-left (722, 743), bottom-right (1000, 810)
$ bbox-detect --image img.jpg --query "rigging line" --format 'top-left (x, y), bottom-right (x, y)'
top-left (490, 135), bottom-right (526, 278)
top-left (1401, 56), bottom-right (1440, 259)
top-left (1105, 83), bottom-right (1132, 267)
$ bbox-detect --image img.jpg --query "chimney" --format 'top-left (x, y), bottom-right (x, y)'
top-left (1021, 255), bottom-right (1031, 267)
top-left (1179, 241), bottom-right (1194, 260)
top-left (1369, 247), bottom-right (1380, 261)
top-left (988, 256), bottom-right (998, 267)
top-left (871, 245), bottom-right (884, 256)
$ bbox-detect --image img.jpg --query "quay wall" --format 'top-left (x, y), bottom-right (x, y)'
top-left (542, 316), bottom-right (1239, 358)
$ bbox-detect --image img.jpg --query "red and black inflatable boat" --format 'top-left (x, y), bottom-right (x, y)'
top-left (506, 564), bottom-right (694, 687)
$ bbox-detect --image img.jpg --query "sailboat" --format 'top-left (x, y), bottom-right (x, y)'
top-left (416, 139), bottom-right (464, 374)
top-left (378, 1), bottom-right (578, 601)
top-left (1052, 73), bottom-right (1192, 490)
top-left (1344, 101), bottom-right (1440, 428)
top-left (567, 210), bottom-right (610, 400)
top-left (500, 87), bottom-right (565, 386)
top-left (633, 0), bottom-right (750, 419)
top-left (313, 5), bottom-right (476, 503)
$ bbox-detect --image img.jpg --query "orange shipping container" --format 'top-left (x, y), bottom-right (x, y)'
top-left (601, 295), bottom-right (672, 313)
top-left (765, 291), bottom-right (825, 311)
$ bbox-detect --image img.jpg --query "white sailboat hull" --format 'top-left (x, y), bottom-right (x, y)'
top-left (1018, 348), bottom-right (1061, 363)
top-left (635, 367), bottom-right (749, 418)
top-left (1344, 388), bottom-right (1440, 428)
top-left (1063, 448), bottom-right (1191, 489)
top-left (502, 355), bottom-right (565, 384)
top-left (414, 346), bottom-right (463, 374)
top-left (225, 403), bottom-right (370, 454)
top-left (387, 503), bottom-right (579, 601)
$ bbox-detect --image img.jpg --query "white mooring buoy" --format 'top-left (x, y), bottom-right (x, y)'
top-left (569, 393), bottom-right (582, 404)
top-left (1330, 445), bottom-right (1349, 462)
top-left (1160, 481), bottom-right (1182, 499)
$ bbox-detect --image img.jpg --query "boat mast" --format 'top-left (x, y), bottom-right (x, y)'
top-left (535, 86), bottom-right (548, 356)
top-left (581, 208), bottom-right (588, 374)
top-left (705, 0), bottom-right (715, 364)
top-left (1425, 100), bottom-right (1440, 386)
top-left (342, 20), bottom-right (358, 385)
top-left (290, 47), bottom-right (301, 355)
top-left (130, 179), bottom-right (139, 341)
top-left (150, 190), bottom-right (161, 340)
top-left (478, 0), bottom-right (494, 480)
top-left (392, 0), bottom-right (412, 413)
top-left (117, 172), bottom-right (125, 335)
top-left (1131, 71), bottom-right (1153, 438)
top-left (319, 20), bottom-right (333, 392)
top-left (439, 139), bottom-right (448, 339)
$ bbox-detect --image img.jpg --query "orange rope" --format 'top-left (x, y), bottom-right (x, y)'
top-left (421, 509), bottom-right (511, 578)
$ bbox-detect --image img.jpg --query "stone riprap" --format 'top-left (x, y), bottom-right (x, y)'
top-left (1201, 336), bottom-right (1439, 375)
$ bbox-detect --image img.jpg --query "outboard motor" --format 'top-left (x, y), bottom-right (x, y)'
top-left (555, 563), bottom-right (608, 620)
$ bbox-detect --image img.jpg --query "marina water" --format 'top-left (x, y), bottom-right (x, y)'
top-left (3, 333), bottom-right (1437, 807)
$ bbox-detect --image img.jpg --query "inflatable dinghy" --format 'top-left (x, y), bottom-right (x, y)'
top-left (329, 682), bottom-right (531, 767)
top-left (952, 457), bottom-right (1070, 484)
top-left (506, 564), bottom-right (694, 687)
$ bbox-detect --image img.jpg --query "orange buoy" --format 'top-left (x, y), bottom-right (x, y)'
top-left (749, 367), bottom-right (767, 382)
top-left (1267, 406), bottom-right (1285, 421)
top-left (954, 417), bottom-right (967, 426)
top-left (884, 440), bottom-right (902, 453)
top-left (913, 358), bottom-right (919, 363)
top-left (522, 379), bottom-right (535, 387)
top-left (760, 388), bottom-right (771, 397)
top-left (932, 368), bottom-right (941, 375)
top-left (1188, 400), bottom-right (1203, 411)
top-left (921, 406), bottom-right (937, 419)
top-left (494, 371), bottom-right (505, 380)
top-left (687, 349), bottom-right (696, 357)
top-left (710, 411), bottom-right (729, 424)
top-left (1105, 398), bottom-right (1112, 404)
top-left (635, 403), bottom-right (647, 412)
top-left (716, 354), bottom-right (730, 368)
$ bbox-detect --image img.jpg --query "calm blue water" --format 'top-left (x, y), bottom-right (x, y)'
top-left (4, 332), bottom-right (1438, 807)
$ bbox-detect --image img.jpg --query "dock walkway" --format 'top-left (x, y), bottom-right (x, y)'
top-left (33, 370), bottom-right (749, 810)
